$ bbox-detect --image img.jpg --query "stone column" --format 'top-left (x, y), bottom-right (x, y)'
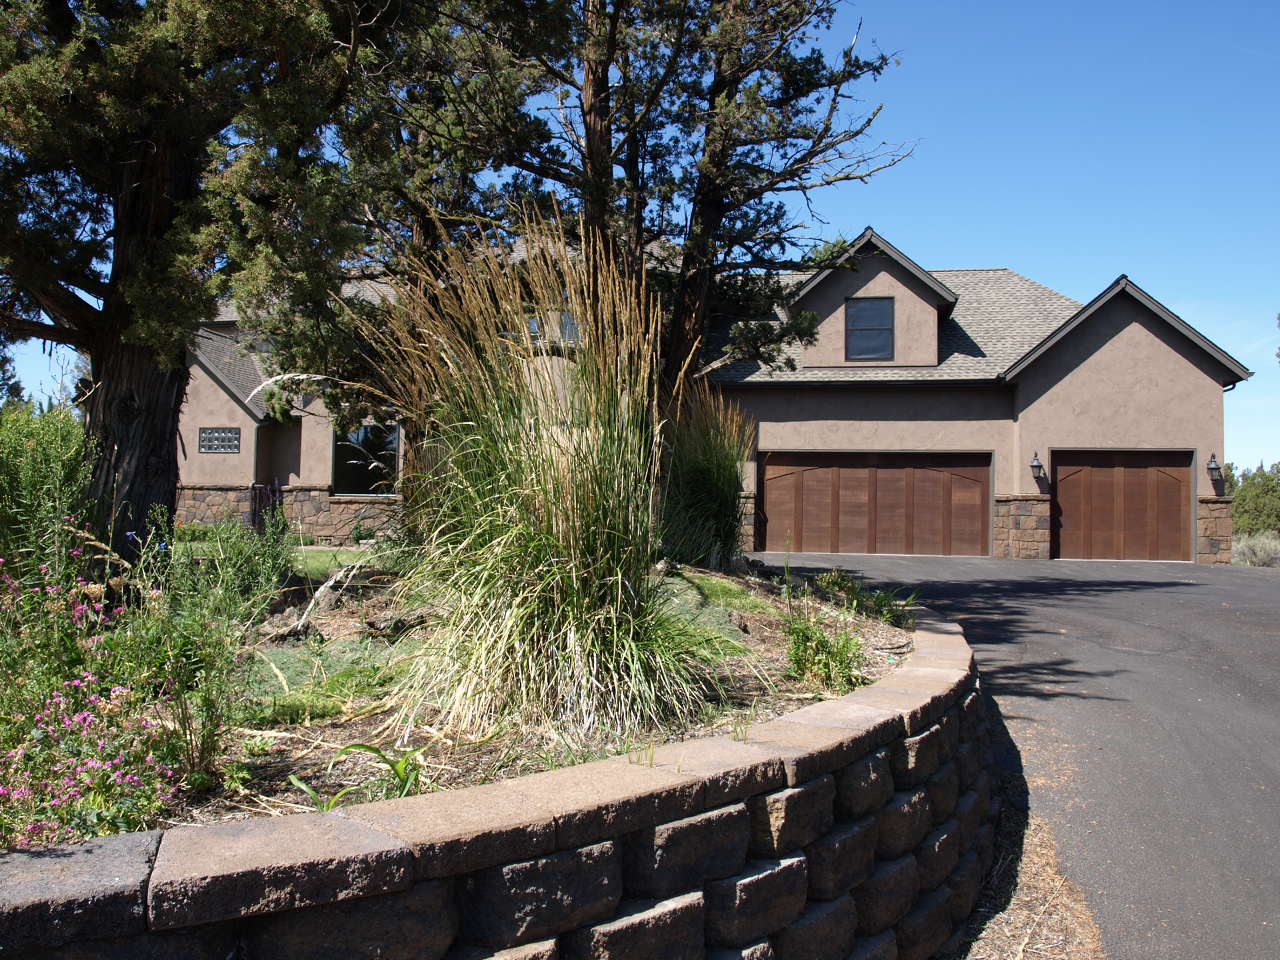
top-left (1196, 496), bottom-right (1233, 564)
top-left (992, 495), bottom-right (1051, 559)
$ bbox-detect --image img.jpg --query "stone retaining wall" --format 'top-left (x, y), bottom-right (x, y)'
top-left (991, 495), bottom-right (1051, 560)
top-left (2, 611), bottom-right (997, 960)
top-left (176, 484), bottom-right (399, 545)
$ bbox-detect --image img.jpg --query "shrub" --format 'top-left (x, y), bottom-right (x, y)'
top-left (357, 216), bottom-right (733, 738)
top-left (1231, 462), bottom-right (1280, 537)
top-left (1233, 531), bottom-right (1280, 567)
top-left (0, 508), bottom-right (291, 845)
top-left (0, 402), bottom-right (91, 581)
top-left (783, 614), bottom-right (867, 693)
top-left (814, 569), bottom-right (918, 627)
top-left (662, 380), bottom-right (754, 569)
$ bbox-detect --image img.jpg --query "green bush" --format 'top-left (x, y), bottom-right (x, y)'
top-left (1231, 462), bottom-right (1280, 537)
top-left (0, 507), bottom-right (292, 847)
top-left (0, 402), bottom-right (91, 581)
top-left (783, 613), bottom-right (867, 693)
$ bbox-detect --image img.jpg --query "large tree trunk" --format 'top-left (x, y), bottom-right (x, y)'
top-left (83, 339), bottom-right (190, 560)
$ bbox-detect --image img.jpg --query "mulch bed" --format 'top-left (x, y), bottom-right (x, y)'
top-left (166, 565), bottom-right (915, 827)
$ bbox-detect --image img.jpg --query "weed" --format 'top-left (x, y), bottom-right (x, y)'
top-left (729, 703), bottom-right (758, 743)
top-left (814, 570), bottom-right (918, 627)
top-left (333, 743), bottom-right (432, 799)
top-left (783, 613), bottom-right (868, 694)
top-left (288, 774), bottom-right (358, 811)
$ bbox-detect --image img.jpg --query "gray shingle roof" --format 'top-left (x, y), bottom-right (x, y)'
top-left (190, 325), bottom-right (270, 419)
top-left (709, 267), bottom-right (1081, 385)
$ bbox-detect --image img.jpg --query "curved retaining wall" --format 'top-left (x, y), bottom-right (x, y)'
top-left (1, 610), bottom-right (997, 960)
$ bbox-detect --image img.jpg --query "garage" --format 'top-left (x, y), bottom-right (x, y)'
top-left (1052, 451), bottom-right (1192, 560)
top-left (759, 453), bottom-right (991, 555)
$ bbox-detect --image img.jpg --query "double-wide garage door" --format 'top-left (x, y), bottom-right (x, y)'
top-left (760, 453), bottom-right (990, 556)
top-left (1052, 451), bottom-right (1191, 560)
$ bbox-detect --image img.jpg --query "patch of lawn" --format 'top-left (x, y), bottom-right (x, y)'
top-left (293, 548), bottom-right (368, 579)
top-left (245, 637), bottom-right (396, 725)
top-left (663, 576), bottom-right (751, 645)
top-left (680, 571), bottom-right (775, 615)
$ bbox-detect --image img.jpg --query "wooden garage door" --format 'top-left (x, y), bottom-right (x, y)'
top-left (1052, 452), bottom-right (1191, 560)
top-left (760, 453), bottom-right (990, 555)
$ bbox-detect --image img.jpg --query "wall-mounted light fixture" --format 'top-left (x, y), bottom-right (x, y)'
top-left (1206, 453), bottom-right (1223, 483)
top-left (1030, 452), bottom-right (1046, 481)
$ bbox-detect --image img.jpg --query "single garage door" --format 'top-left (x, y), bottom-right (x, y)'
top-left (1052, 451), bottom-right (1191, 561)
top-left (760, 453), bottom-right (990, 555)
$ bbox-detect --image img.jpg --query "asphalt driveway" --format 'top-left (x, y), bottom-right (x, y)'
top-left (751, 552), bottom-right (1280, 960)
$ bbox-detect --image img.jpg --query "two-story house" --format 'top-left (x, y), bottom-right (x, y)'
top-left (711, 228), bottom-right (1251, 562)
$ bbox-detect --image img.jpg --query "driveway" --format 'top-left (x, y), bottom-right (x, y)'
top-left (751, 553), bottom-right (1280, 960)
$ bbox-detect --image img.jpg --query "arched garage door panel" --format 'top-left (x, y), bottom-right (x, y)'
top-left (1051, 451), bottom-right (1191, 560)
top-left (761, 453), bottom-right (990, 556)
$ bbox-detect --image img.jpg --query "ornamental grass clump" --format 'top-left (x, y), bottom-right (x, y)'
top-left (662, 379), bottom-right (754, 569)
top-left (357, 217), bottom-right (735, 739)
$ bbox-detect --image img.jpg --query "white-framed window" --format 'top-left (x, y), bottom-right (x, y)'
top-left (333, 424), bottom-right (399, 496)
top-left (198, 427), bottom-right (241, 454)
top-left (845, 297), bottom-right (894, 361)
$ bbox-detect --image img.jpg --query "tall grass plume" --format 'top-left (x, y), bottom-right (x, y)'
top-left (357, 216), bottom-right (735, 739)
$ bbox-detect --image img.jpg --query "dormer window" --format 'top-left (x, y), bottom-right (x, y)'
top-left (845, 297), bottom-right (894, 361)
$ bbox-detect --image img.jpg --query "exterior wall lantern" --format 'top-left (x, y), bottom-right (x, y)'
top-left (1206, 453), bottom-right (1223, 483)
top-left (1029, 452), bottom-right (1046, 481)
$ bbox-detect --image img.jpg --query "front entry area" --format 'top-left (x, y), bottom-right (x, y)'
top-left (759, 452), bottom-right (991, 555)
top-left (1052, 451), bottom-right (1192, 560)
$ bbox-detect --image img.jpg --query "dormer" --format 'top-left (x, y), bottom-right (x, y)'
top-left (787, 227), bottom-right (958, 368)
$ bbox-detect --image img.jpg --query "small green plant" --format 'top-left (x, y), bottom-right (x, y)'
top-left (288, 775), bottom-right (358, 811)
top-left (334, 743), bottom-right (432, 799)
top-left (814, 570), bottom-right (918, 627)
top-left (729, 704), bottom-right (758, 743)
top-left (783, 614), bottom-right (868, 693)
top-left (627, 743), bottom-right (656, 767)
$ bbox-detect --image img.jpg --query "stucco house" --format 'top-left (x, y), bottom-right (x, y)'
top-left (712, 227), bottom-right (1251, 563)
top-left (176, 308), bottom-right (401, 544)
top-left (178, 226), bottom-right (1250, 559)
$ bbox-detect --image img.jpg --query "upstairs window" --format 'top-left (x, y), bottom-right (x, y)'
top-left (333, 424), bottom-right (399, 496)
top-left (845, 298), bottom-right (894, 361)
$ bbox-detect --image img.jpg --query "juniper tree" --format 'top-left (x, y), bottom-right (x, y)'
top-left (0, 0), bottom-right (396, 551)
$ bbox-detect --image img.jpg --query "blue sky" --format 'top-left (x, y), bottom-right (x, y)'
top-left (13, 0), bottom-right (1277, 466)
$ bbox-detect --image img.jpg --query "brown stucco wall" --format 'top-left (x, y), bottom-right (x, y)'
top-left (725, 385), bottom-right (1017, 496)
top-left (797, 251), bottom-right (943, 368)
top-left (1011, 291), bottom-right (1230, 499)
top-left (177, 363), bottom-right (259, 485)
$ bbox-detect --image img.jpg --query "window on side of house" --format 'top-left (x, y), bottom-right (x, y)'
top-left (198, 427), bottom-right (241, 453)
top-left (844, 297), bottom-right (895, 361)
top-left (333, 424), bottom-right (399, 496)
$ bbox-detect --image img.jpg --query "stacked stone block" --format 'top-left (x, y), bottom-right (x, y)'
top-left (176, 483), bottom-right (400, 545)
top-left (175, 484), bottom-right (256, 527)
top-left (1, 611), bottom-right (999, 960)
top-left (991, 494), bottom-right (1051, 560)
top-left (1196, 496), bottom-right (1233, 564)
